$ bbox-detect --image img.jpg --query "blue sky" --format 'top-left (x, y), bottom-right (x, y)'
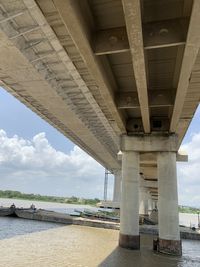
top-left (181, 106), bottom-right (200, 144)
top-left (0, 88), bottom-right (74, 153)
top-left (0, 87), bottom-right (199, 207)
top-left (0, 87), bottom-right (112, 200)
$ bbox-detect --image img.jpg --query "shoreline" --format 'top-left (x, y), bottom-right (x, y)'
top-left (0, 197), bottom-right (200, 214)
top-left (12, 208), bottom-right (200, 241)
top-left (0, 196), bottom-right (97, 206)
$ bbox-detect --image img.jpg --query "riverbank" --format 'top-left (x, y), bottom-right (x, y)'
top-left (1, 192), bottom-right (199, 215)
top-left (0, 191), bottom-right (99, 206)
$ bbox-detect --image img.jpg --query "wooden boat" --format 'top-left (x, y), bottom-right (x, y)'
top-left (75, 208), bottom-right (120, 222)
top-left (15, 208), bottom-right (73, 224)
top-left (0, 207), bottom-right (15, 216)
top-left (15, 208), bottom-right (40, 220)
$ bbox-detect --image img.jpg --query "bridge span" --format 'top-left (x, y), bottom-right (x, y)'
top-left (0, 0), bottom-right (199, 255)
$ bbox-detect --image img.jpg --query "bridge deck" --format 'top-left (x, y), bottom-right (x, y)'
top-left (0, 0), bottom-right (199, 199)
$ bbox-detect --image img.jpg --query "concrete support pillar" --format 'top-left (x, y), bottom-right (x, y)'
top-left (148, 194), bottom-right (153, 214)
top-left (152, 200), bottom-right (158, 210)
top-left (139, 180), bottom-right (149, 216)
top-left (113, 169), bottom-right (121, 203)
top-left (157, 152), bottom-right (182, 256)
top-left (119, 151), bottom-right (140, 250)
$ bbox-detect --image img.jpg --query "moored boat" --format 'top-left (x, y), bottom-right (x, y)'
top-left (0, 207), bottom-right (15, 216)
top-left (15, 208), bottom-right (73, 224)
top-left (75, 208), bottom-right (120, 222)
top-left (14, 208), bottom-right (36, 219)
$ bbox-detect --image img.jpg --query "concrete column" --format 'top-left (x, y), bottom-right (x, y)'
top-left (157, 152), bottom-right (181, 256)
top-left (152, 200), bottom-right (158, 210)
top-left (139, 180), bottom-right (149, 216)
top-left (119, 151), bottom-right (140, 250)
top-left (153, 201), bottom-right (158, 210)
top-left (113, 169), bottom-right (121, 203)
top-left (152, 201), bottom-right (155, 210)
top-left (148, 194), bottom-right (153, 214)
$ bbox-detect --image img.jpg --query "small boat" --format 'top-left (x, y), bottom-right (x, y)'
top-left (0, 207), bottom-right (15, 216)
top-left (76, 208), bottom-right (120, 222)
top-left (14, 208), bottom-right (41, 220)
top-left (15, 208), bottom-right (73, 224)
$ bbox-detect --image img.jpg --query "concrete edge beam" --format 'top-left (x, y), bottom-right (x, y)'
top-left (118, 150), bottom-right (188, 162)
top-left (177, 153), bottom-right (188, 162)
top-left (120, 134), bottom-right (178, 152)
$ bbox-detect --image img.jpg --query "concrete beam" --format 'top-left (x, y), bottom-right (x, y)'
top-left (0, 10), bottom-right (25, 24)
top-left (151, 191), bottom-right (158, 195)
top-left (52, 0), bottom-right (126, 134)
top-left (143, 18), bottom-right (187, 50)
top-left (94, 27), bottom-right (129, 55)
top-left (118, 151), bottom-right (157, 163)
top-left (116, 92), bottom-right (139, 109)
top-left (0, 1), bottom-right (121, 172)
top-left (122, 0), bottom-right (150, 133)
top-left (140, 163), bottom-right (157, 168)
top-left (94, 19), bottom-right (187, 55)
top-left (116, 90), bottom-right (173, 109)
top-left (121, 135), bottom-right (178, 152)
top-left (144, 181), bottom-right (158, 188)
top-left (177, 152), bottom-right (188, 162)
top-left (140, 166), bottom-right (157, 179)
top-left (140, 151), bottom-right (188, 163)
top-left (118, 150), bottom-right (187, 164)
top-left (140, 152), bottom-right (156, 164)
top-left (149, 188), bottom-right (158, 193)
top-left (170, 0), bottom-right (200, 132)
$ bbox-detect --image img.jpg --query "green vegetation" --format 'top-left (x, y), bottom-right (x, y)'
top-left (0, 190), bottom-right (199, 212)
top-left (0, 190), bottom-right (100, 206)
top-left (179, 205), bottom-right (200, 214)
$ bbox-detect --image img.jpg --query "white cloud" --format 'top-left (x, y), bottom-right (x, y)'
top-left (0, 130), bottom-right (109, 198)
top-left (3, 127), bottom-right (200, 206)
top-left (178, 132), bottom-right (200, 207)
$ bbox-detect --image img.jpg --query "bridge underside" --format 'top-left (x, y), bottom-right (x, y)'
top-left (0, 0), bottom-right (199, 255)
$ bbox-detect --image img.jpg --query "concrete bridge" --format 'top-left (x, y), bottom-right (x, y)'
top-left (0, 0), bottom-right (199, 255)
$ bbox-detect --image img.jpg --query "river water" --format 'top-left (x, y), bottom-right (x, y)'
top-left (0, 198), bottom-right (199, 267)
top-left (1, 198), bottom-right (199, 227)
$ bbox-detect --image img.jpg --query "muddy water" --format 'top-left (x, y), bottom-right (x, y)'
top-left (0, 217), bottom-right (199, 267)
